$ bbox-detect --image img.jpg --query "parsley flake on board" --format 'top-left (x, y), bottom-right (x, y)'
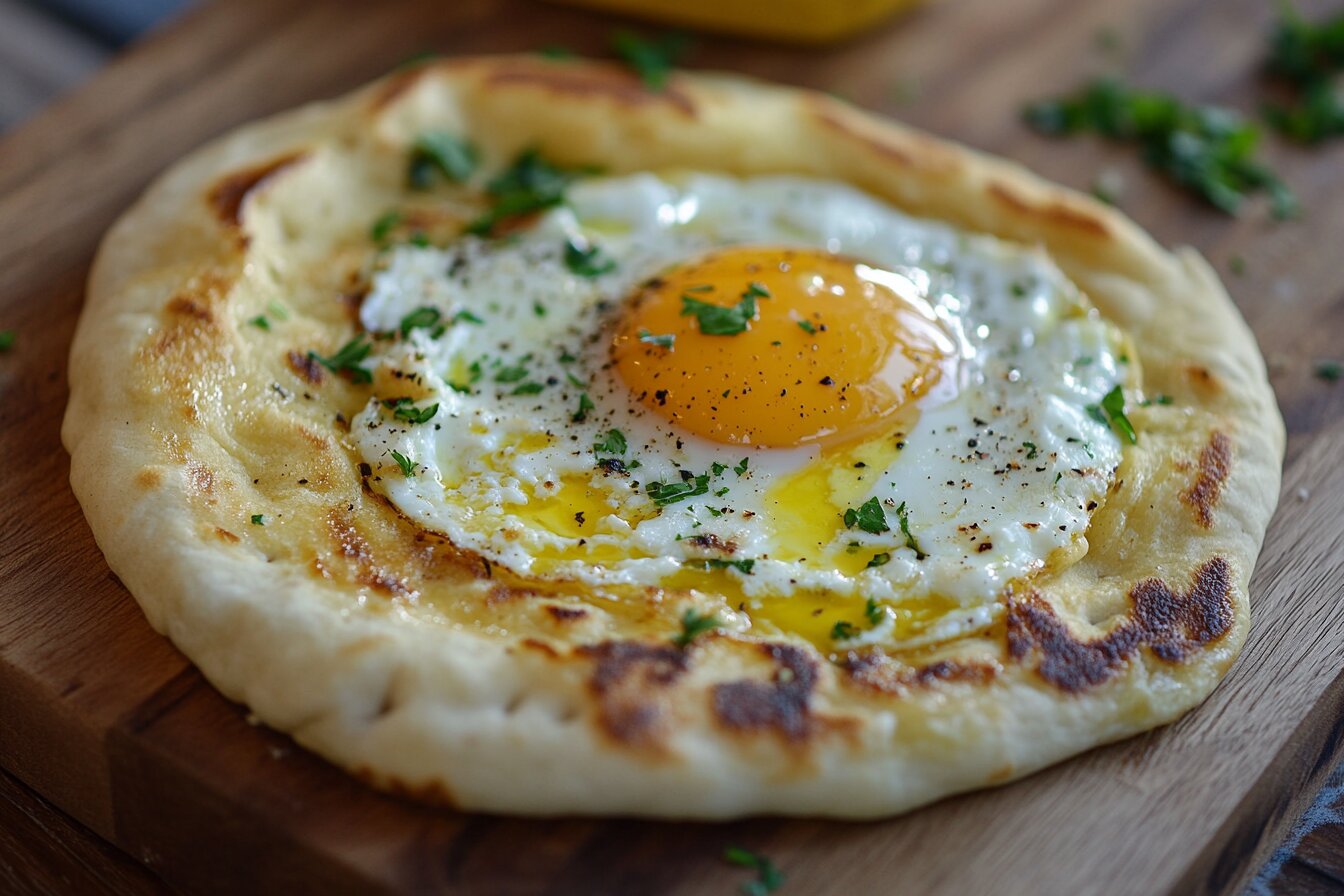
top-left (895, 501), bottom-right (927, 560)
top-left (1264, 6), bottom-right (1344, 144)
top-left (466, 148), bottom-right (588, 237)
top-left (1023, 78), bottom-right (1298, 218)
top-left (390, 450), bottom-right (417, 477)
top-left (723, 846), bottom-right (785, 896)
top-left (563, 238), bottom-right (617, 277)
top-left (610, 30), bottom-right (688, 91)
top-left (648, 474), bottom-right (709, 506)
top-left (1099, 384), bottom-right (1138, 444)
top-left (308, 336), bottom-right (373, 384)
top-left (593, 429), bottom-right (627, 455)
top-left (842, 497), bottom-right (889, 534)
top-left (673, 608), bottom-right (721, 648)
top-left (1316, 359), bottom-right (1343, 382)
top-left (638, 329), bottom-right (676, 349)
top-left (681, 293), bottom-right (757, 336)
top-left (408, 132), bottom-right (479, 189)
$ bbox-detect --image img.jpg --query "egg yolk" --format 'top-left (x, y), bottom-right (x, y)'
top-left (611, 246), bottom-right (955, 448)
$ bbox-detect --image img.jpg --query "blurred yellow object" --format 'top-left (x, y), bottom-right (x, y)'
top-left (544, 0), bottom-right (924, 43)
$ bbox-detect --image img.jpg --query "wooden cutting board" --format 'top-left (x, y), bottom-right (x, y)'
top-left (2, 0), bottom-right (1343, 893)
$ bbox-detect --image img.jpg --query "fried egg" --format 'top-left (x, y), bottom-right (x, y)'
top-left (351, 174), bottom-right (1132, 648)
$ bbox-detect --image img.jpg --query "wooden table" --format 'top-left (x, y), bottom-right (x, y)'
top-left (2, 1), bottom-right (1343, 893)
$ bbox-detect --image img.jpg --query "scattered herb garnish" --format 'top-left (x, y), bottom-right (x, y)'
top-left (594, 429), bottom-right (627, 455)
top-left (690, 558), bottom-right (756, 575)
top-left (610, 30), bottom-right (688, 91)
top-left (384, 398), bottom-right (439, 424)
top-left (638, 329), bottom-right (676, 349)
top-left (1099, 384), bottom-right (1138, 444)
top-left (831, 620), bottom-right (857, 640)
top-left (408, 131), bottom-right (479, 189)
top-left (1315, 359), bottom-right (1343, 382)
top-left (308, 336), bottom-right (372, 384)
top-left (398, 306), bottom-right (441, 338)
top-left (796, 319), bottom-right (817, 334)
top-left (495, 364), bottom-right (529, 383)
top-left (1263, 6), bottom-right (1344, 143)
top-left (390, 450), bottom-right (417, 477)
top-left (563, 238), bottom-right (617, 277)
top-left (673, 608), bottom-right (721, 648)
top-left (371, 210), bottom-right (403, 243)
top-left (452, 309), bottom-right (484, 326)
top-left (681, 294), bottom-right (757, 336)
top-left (648, 474), bottom-right (710, 505)
top-left (267, 301), bottom-right (288, 321)
top-left (864, 598), bottom-right (885, 625)
top-left (1023, 441), bottom-right (1039, 459)
top-left (466, 148), bottom-right (586, 236)
top-left (895, 501), bottom-right (927, 560)
top-left (1023, 77), bottom-right (1297, 218)
top-left (251, 514), bottom-right (265, 526)
top-left (248, 315), bottom-right (271, 330)
top-left (532, 301), bottom-right (548, 318)
top-left (573, 392), bottom-right (596, 422)
top-left (511, 382), bottom-right (545, 395)
top-left (711, 461), bottom-right (729, 477)
top-left (734, 457), bottom-right (750, 476)
top-left (723, 846), bottom-right (785, 896)
top-left (842, 497), bottom-right (889, 535)
top-left (867, 552), bottom-right (891, 569)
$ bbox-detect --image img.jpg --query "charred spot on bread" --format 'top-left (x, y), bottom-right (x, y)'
top-left (207, 151), bottom-right (308, 231)
top-left (1181, 431), bottom-right (1233, 528)
top-left (712, 643), bottom-right (818, 742)
top-left (579, 640), bottom-right (689, 751)
top-left (1007, 557), bottom-right (1234, 692)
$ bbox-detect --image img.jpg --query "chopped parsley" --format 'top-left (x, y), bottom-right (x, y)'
top-left (895, 501), bottom-right (927, 560)
top-left (1263, 6), bottom-right (1344, 143)
top-left (648, 474), bottom-right (709, 505)
top-left (511, 381), bottom-right (545, 395)
top-left (796, 319), bottom-right (817, 334)
top-left (681, 293), bottom-right (757, 336)
top-left (563, 238), bottom-right (617, 277)
top-left (408, 131), bottom-right (479, 189)
top-left (495, 364), bottom-right (529, 384)
top-left (673, 608), bottom-right (721, 648)
top-left (831, 620), bottom-right (857, 640)
top-left (610, 30), bottom-right (688, 91)
top-left (867, 551), bottom-right (891, 569)
top-left (1023, 441), bottom-right (1039, 459)
top-left (593, 429), bottom-right (627, 454)
top-left (452, 309), bottom-right (484, 326)
top-left (734, 457), bottom-right (750, 476)
top-left (532, 302), bottom-right (548, 318)
top-left (864, 597), bottom-right (884, 625)
top-left (1023, 77), bottom-right (1297, 218)
top-left (742, 282), bottom-right (771, 300)
top-left (390, 450), bottom-right (417, 477)
top-left (247, 315), bottom-right (270, 330)
top-left (466, 148), bottom-right (585, 236)
top-left (398, 306), bottom-right (441, 338)
top-left (1099, 384), bottom-right (1138, 444)
top-left (711, 461), bottom-right (728, 477)
top-left (1315, 359), bottom-right (1343, 382)
top-left (723, 846), bottom-right (785, 895)
top-left (638, 329), bottom-right (676, 349)
top-left (572, 392), bottom-right (596, 422)
top-left (688, 558), bottom-right (756, 575)
top-left (383, 398), bottom-right (439, 424)
top-left (308, 336), bottom-right (372, 384)
top-left (370, 210), bottom-right (403, 242)
top-left (251, 514), bottom-right (265, 526)
top-left (842, 497), bottom-right (889, 534)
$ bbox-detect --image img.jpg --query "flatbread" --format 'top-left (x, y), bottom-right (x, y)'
top-left (62, 56), bottom-right (1283, 818)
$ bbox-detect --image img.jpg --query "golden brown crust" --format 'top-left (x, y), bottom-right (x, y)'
top-left (62, 56), bottom-right (1284, 818)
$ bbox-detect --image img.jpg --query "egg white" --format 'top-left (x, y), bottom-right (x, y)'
top-left (351, 174), bottom-right (1130, 644)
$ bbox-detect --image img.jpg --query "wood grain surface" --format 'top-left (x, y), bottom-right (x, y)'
top-left (1, 0), bottom-right (1343, 894)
